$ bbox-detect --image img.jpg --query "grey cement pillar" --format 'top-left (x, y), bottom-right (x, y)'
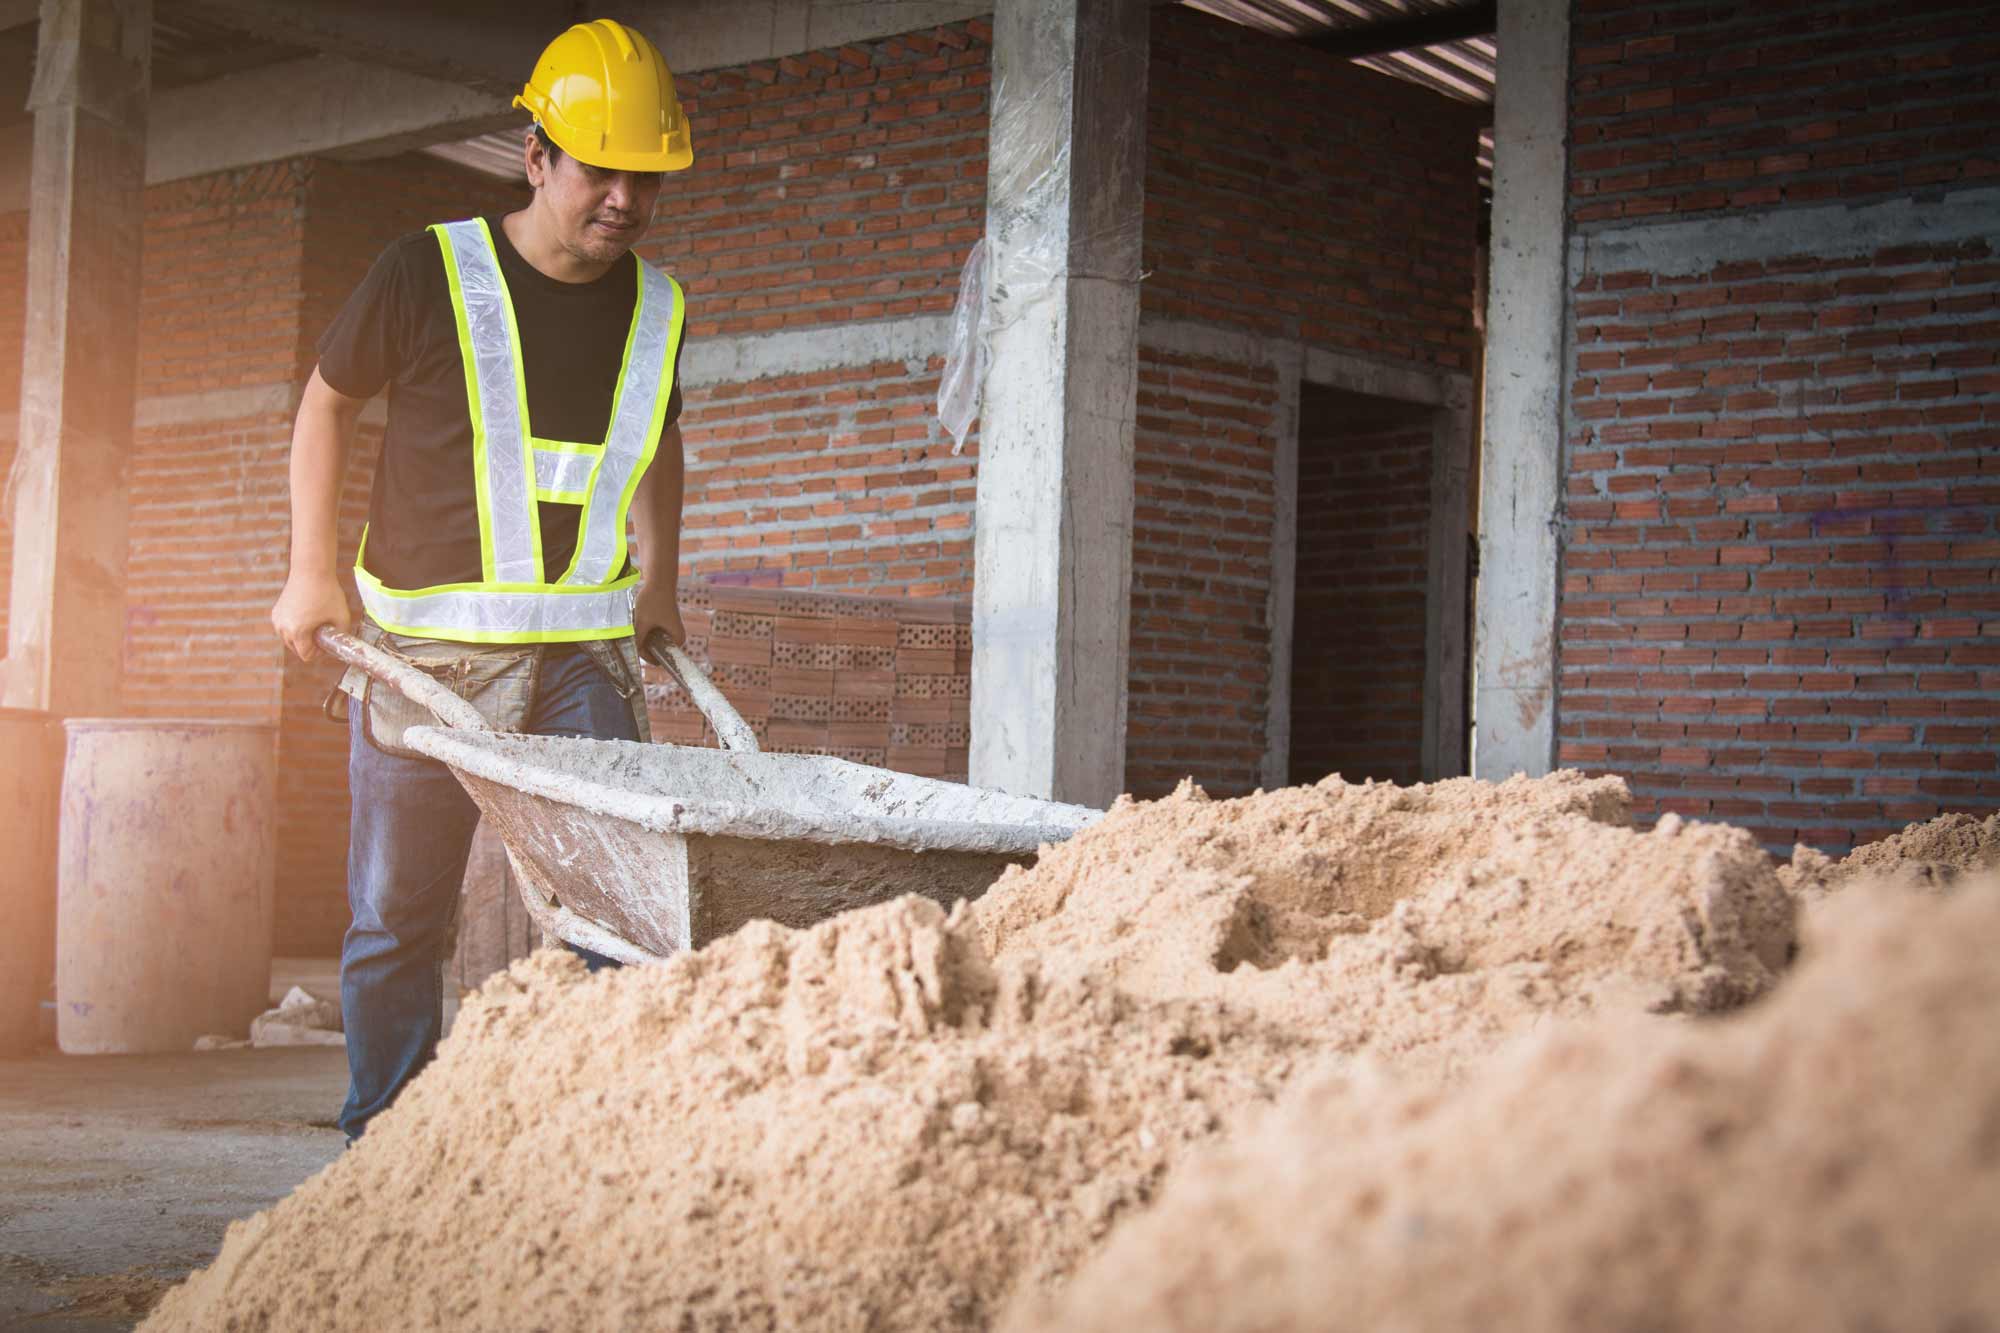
top-left (1471, 0), bottom-right (1569, 779)
top-left (2, 0), bottom-right (151, 713)
top-left (970, 0), bottom-right (1148, 806)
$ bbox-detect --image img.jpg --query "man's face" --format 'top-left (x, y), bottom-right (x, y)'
top-left (525, 133), bottom-right (664, 265)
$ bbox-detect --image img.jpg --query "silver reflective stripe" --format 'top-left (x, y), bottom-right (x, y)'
top-left (567, 262), bottom-right (676, 586)
top-left (534, 448), bottom-right (597, 496)
top-left (439, 219), bottom-right (540, 584)
top-left (358, 576), bottom-right (634, 641)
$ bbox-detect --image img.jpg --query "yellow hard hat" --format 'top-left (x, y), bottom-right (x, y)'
top-left (514, 19), bottom-right (693, 173)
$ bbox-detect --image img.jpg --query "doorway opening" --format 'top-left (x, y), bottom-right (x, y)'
top-left (1287, 382), bottom-right (1468, 787)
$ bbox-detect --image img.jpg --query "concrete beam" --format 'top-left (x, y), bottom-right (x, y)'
top-left (173, 0), bottom-right (561, 95)
top-left (970, 0), bottom-right (1149, 807)
top-left (0, 54), bottom-right (511, 211)
top-left (180, 0), bottom-right (994, 93)
top-left (3, 0), bottom-right (150, 712)
top-left (655, 0), bottom-right (993, 71)
top-left (1470, 0), bottom-right (1569, 780)
top-left (1571, 185), bottom-right (2000, 277)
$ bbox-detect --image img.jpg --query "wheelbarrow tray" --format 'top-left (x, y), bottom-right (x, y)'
top-left (405, 725), bottom-right (1098, 964)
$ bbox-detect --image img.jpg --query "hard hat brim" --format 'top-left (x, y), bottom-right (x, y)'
top-left (513, 95), bottom-right (694, 174)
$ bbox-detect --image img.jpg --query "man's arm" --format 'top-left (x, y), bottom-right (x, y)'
top-left (631, 421), bottom-right (686, 650)
top-left (270, 366), bottom-right (370, 662)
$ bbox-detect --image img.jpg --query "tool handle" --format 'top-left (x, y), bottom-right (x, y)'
top-left (313, 625), bottom-right (492, 732)
top-left (642, 630), bottom-right (761, 753)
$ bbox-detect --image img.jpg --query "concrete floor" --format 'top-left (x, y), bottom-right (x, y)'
top-left (0, 1047), bottom-right (347, 1330)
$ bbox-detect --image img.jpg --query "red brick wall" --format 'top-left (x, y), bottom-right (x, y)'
top-left (1562, 240), bottom-right (2000, 853)
top-left (1289, 392), bottom-right (1434, 787)
top-left (1141, 6), bottom-right (1483, 373)
top-left (629, 22), bottom-right (992, 603)
top-left (1126, 8), bottom-right (1481, 801)
top-left (642, 21), bottom-right (989, 339)
top-left (1125, 347), bottom-right (1280, 799)
top-left (680, 357), bottom-right (975, 596)
top-left (1571, 0), bottom-right (2000, 226)
top-left (121, 165), bottom-right (312, 720)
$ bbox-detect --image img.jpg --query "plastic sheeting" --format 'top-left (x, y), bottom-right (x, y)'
top-left (935, 68), bottom-right (1145, 454)
top-left (937, 238), bottom-right (988, 453)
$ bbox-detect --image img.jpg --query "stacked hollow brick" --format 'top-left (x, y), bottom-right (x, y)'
top-left (1563, 0), bottom-right (2000, 853)
top-left (647, 583), bottom-right (970, 780)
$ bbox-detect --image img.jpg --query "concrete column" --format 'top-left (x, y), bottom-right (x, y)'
top-left (970, 0), bottom-right (1148, 806)
top-left (2, 0), bottom-right (151, 713)
top-left (1421, 375), bottom-right (1477, 782)
top-left (1260, 342), bottom-right (1303, 791)
top-left (1471, 0), bottom-right (1569, 779)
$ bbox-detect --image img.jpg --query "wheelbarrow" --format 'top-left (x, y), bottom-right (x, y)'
top-left (315, 626), bottom-right (1099, 965)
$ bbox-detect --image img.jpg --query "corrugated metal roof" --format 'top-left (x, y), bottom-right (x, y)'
top-left (425, 130), bottom-right (530, 181)
top-left (1187, 0), bottom-right (1495, 181)
top-left (429, 0), bottom-right (1496, 185)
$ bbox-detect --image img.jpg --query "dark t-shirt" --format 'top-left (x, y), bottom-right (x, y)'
top-left (317, 215), bottom-right (683, 589)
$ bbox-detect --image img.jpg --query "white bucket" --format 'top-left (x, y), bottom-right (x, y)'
top-left (57, 718), bottom-right (277, 1054)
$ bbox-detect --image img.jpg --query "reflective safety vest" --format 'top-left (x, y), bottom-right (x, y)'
top-left (354, 217), bottom-right (685, 643)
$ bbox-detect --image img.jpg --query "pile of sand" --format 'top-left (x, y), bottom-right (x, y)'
top-left (143, 773), bottom-right (1798, 1331)
top-left (1018, 881), bottom-right (2000, 1332)
top-left (1784, 812), bottom-right (2000, 901)
top-left (146, 900), bottom-right (1305, 1331)
top-left (978, 775), bottom-right (1793, 1081)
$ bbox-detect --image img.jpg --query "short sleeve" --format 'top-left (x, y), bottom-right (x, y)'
top-left (316, 235), bottom-right (423, 398)
top-left (664, 336), bottom-right (685, 427)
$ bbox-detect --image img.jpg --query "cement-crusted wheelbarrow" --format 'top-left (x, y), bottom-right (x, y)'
top-left (315, 626), bottom-right (1098, 964)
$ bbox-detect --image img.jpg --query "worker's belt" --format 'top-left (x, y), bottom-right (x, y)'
top-left (331, 620), bottom-right (651, 756)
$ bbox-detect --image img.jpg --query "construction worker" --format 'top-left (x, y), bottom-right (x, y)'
top-left (268, 19), bottom-right (694, 1140)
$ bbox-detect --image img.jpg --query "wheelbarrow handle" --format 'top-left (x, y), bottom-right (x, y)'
top-left (642, 630), bottom-right (762, 754)
top-left (312, 625), bottom-right (492, 732)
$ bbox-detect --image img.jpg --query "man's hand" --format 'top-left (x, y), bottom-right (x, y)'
top-left (633, 579), bottom-right (685, 660)
top-left (272, 573), bottom-right (354, 663)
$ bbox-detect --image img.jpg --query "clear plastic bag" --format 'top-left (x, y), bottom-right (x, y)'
top-left (937, 238), bottom-right (989, 454)
top-left (934, 69), bottom-right (1145, 453)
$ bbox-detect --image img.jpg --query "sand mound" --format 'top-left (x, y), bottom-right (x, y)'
top-left (144, 898), bottom-right (1305, 1332)
top-left (1017, 881), bottom-right (2000, 1333)
top-left (1784, 811), bottom-right (2000, 901)
top-left (976, 770), bottom-right (1631, 967)
top-left (142, 773), bottom-right (1797, 1331)
top-left (976, 776), bottom-right (1790, 1078)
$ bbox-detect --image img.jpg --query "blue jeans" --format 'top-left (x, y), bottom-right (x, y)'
top-left (338, 644), bottom-right (639, 1140)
